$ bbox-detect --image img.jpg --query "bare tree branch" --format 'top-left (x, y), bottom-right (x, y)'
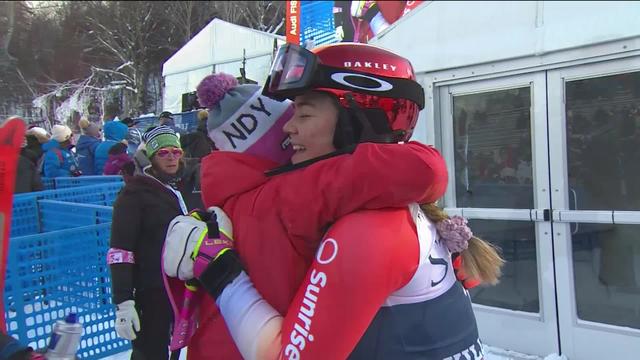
top-left (15, 67), bottom-right (35, 96)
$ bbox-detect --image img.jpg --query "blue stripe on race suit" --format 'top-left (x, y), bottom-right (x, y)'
top-left (348, 281), bottom-right (482, 360)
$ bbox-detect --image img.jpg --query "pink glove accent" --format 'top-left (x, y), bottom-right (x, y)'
top-left (107, 248), bottom-right (135, 265)
top-left (193, 233), bottom-right (233, 278)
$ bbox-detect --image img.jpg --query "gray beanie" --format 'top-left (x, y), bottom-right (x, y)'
top-left (198, 73), bottom-right (294, 165)
top-left (207, 84), bottom-right (261, 131)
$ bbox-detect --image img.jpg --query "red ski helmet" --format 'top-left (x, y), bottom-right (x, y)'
top-left (263, 42), bottom-right (424, 143)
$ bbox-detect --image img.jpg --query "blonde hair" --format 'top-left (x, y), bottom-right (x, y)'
top-left (420, 203), bottom-right (505, 285)
top-left (197, 110), bottom-right (209, 122)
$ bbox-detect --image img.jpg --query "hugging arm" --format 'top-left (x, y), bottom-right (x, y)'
top-left (212, 211), bottom-right (417, 359)
top-left (278, 142), bottom-right (447, 245)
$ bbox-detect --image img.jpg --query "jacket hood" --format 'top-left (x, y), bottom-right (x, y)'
top-left (104, 121), bottom-right (128, 142)
top-left (76, 134), bottom-right (100, 151)
top-left (42, 139), bottom-right (61, 151)
top-left (200, 152), bottom-right (277, 206)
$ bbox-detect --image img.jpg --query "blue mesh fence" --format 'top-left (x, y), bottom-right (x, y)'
top-left (41, 178), bottom-right (55, 190)
top-left (54, 176), bottom-right (123, 190)
top-left (14, 183), bottom-right (123, 206)
top-left (4, 223), bottom-right (129, 358)
top-left (10, 197), bottom-right (40, 237)
top-left (11, 183), bottom-right (123, 238)
top-left (39, 201), bottom-right (113, 232)
top-left (300, 0), bottom-right (338, 46)
top-left (7, 181), bottom-right (129, 358)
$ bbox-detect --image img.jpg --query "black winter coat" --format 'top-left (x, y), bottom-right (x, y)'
top-left (109, 161), bottom-right (202, 303)
top-left (180, 127), bottom-right (214, 160)
top-left (15, 152), bottom-right (43, 193)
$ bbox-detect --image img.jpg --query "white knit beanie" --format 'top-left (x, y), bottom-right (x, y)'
top-left (51, 124), bottom-right (73, 142)
top-left (26, 127), bottom-right (51, 143)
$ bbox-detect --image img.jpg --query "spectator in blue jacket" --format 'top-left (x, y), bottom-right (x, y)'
top-left (42, 124), bottom-right (80, 178)
top-left (76, 118), bottom-right (103, 175)
top-left (94, 120), bottom-right (128, 174)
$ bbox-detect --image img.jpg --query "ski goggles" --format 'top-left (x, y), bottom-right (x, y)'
top-left (263, 43), bottom-right (425, 109)
top-left (156, 147), bottom-right (184, 158)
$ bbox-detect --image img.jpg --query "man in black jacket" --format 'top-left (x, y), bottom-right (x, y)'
top-left (15, 135), bottom-right (44, 193)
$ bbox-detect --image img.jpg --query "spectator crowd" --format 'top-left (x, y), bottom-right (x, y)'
top-left (15, 110), bottom-right (214, 193)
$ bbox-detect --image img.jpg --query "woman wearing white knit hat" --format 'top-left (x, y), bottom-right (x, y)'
top-left (42, 124), bottom-right (81, 177)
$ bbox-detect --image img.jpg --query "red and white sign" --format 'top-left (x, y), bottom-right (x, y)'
top-left (286, 1), bottom-right (301, 44)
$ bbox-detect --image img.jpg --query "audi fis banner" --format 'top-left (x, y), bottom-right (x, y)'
top-left (286, 1), bottom-right (424, 47)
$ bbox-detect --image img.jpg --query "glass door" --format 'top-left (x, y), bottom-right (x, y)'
top-left (439, 73), bottom-right (559, 356)
top-left (548, 58), bottom-right (640, 360)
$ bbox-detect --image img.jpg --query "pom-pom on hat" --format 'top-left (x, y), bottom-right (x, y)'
top-left (79, 118), bottom-right (101, 138)
top-left (196, 73), bottom-right (294, 165)
top-left (197, 73), bottom-right (238, 109)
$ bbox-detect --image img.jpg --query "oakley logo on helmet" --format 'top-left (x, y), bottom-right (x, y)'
top-left (343, 61), bottom-right (397, 72)
top-left (331, 72), bottom-right (393, 92)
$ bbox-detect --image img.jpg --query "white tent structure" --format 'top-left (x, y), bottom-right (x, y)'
top-left (162, 19), bottom-right (285, 113)
top-left (370, 2), bottom-right (640, 360)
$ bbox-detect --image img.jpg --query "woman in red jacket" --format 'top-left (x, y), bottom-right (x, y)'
top-left (189, 42), bottom-right (503, 359)
top-left (162, 67), bottom-right (449, 359)
top-left (164, 45), bottom-right (500, 358)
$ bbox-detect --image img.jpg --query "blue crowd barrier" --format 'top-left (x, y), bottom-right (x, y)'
top-left (41, 177), bottom-right (55, 190)
top-left (54, 175), bottom-right (123, 189)
top-left (4, 223), bottom-right (129, 358)
top-left (11, 183), bottom-right (123, 237)
top-left (10, 197), bottom-right (40, 237)
top-left (39, 200), bottom-right (113, 232)
top-left (13, 183), bottom-right (123, 205)
top-left (40, 176), bottom-right (123, 190)
top-left (6, 180), bottom-right (130, 357)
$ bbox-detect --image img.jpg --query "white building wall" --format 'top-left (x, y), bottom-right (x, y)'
top-left (372, 1), bottom-right (640, 74)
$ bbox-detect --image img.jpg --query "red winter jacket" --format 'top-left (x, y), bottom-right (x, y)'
top-left (188, 142), bottom-right (448, 359)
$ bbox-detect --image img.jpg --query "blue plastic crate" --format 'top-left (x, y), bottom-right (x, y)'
top-left (4, 223), bottom-right (130, 359)
top-left (54, 176), bottom-right (123, 190)
top-left (300, 0), bottom-right (337, 46)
